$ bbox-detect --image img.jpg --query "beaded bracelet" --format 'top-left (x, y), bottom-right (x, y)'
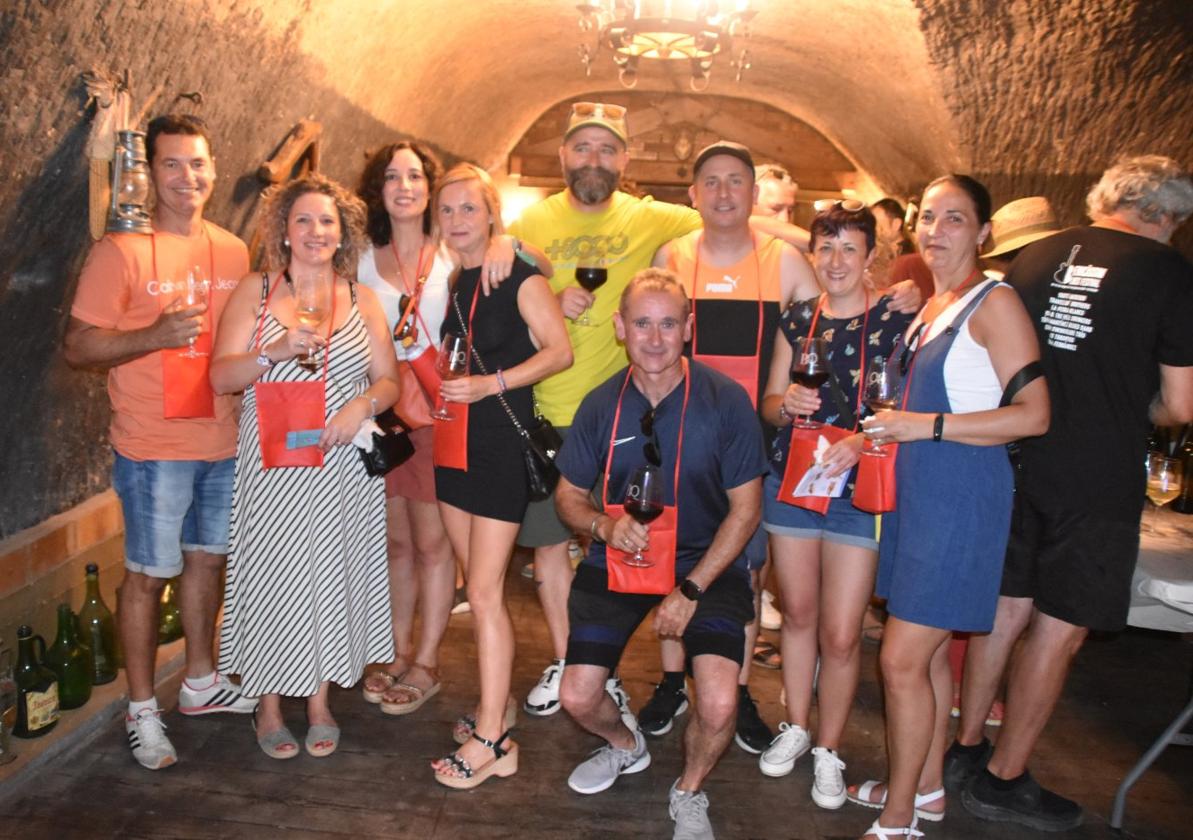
top-left (495, 369), bottom-right (508, 394)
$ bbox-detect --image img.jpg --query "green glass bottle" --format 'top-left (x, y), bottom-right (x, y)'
top-left (44, 605), bottom-right (92, 710)
top-left (77, 563), bottom-right (118, 684)
top-left (13, 625), bottom-right (59, 738)
top-left (157, 577), bottom-right (183, 645)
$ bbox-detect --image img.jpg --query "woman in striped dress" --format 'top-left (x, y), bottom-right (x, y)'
top-left (211, 174), bottom-right (401, 759)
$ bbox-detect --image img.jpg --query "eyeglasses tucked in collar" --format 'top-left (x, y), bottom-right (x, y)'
top-left (640, 407), bottom-right (662, 467)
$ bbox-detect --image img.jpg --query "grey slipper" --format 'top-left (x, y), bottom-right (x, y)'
top-left (253, 714), bottom-right (299, 760)
top-left (305, 724), bottom-right (341, 757)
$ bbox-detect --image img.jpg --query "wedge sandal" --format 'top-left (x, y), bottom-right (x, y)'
top-left (434, 730), bottom-right (518, 790)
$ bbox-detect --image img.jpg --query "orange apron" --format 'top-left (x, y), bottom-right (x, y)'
top-left (431, 280), bottom-right (481, 472)
top-left (778, 294), bottom-right (870, 512)
top-left (157, 227), bottom-right (217, 419)
top-left (690, 234), bottom-right (763, 408)
top-left (603, 360), bottom-right (691, 596)
top-left (390, 243), bottom-right (439, 429)
top-left (252, 275), bottom-right (334, 469)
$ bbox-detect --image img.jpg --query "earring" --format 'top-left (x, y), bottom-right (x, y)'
top-left (284, 238), bottom-right (290, 248)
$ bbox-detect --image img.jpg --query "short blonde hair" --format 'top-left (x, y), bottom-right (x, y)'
top-left (259, 174), bottom-right (367, 276)
top-left (1086, 155), bottom-right (1193, 225)
top-left (619, 267), bottom-right (691, 320)
top-left (431, 163), bottom-right (504, 242)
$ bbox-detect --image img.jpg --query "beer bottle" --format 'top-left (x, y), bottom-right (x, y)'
top-left (13, 625), bottom-right (59, 738)
top-left (77, 563), bottom-right (118, 684)
top-left (44, 605), bottom-right (92, 710)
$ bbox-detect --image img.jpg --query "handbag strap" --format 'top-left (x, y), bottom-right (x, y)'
top-left (999, 360), bottom-right (1044, 407)
top-left (450, 284), bottom-right (530, 440)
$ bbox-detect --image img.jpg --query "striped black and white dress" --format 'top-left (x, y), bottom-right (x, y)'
top-left (219, 288), bottom-right (393, 698)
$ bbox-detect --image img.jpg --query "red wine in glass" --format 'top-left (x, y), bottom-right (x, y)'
top-left (791, 337), bottom-right (829, 428)
top-left (575, 265), bottom-right (607, 326)
top-left (862, 356), bottom-right (900, 457)
top-left (622, 465), bottom-right (663, 567)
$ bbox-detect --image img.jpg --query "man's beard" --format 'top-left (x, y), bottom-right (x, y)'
top-left (565, 165), bottom-right (619, 205)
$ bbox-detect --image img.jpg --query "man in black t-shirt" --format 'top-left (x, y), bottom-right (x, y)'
top-left (554, 268), bottom-right (767, 840)
top-left (948, 156), bottom-right (1193, 832)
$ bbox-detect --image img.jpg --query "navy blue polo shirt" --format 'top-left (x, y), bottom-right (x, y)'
top-left (557, 360), bottom-right (768, 580)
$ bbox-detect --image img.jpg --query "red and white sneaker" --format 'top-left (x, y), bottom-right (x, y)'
top-left (178, 673), bottom-right (258, 715)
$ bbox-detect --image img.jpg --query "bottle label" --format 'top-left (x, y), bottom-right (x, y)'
top-left (26, 685), bottom-right (60, 731)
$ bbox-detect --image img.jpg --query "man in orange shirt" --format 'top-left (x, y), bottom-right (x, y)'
top-left (64, 114), bottom-right (255, 770)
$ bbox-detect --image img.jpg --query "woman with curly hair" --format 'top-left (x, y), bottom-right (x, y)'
top-left (211, 173), bottom-right (401, 759)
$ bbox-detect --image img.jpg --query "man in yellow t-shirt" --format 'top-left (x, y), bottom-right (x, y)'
top-left (64, 115), bottom-right (255, 772)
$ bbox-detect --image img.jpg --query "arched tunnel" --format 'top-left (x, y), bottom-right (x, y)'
top-left (1, 0), bottom-right (1190, 537)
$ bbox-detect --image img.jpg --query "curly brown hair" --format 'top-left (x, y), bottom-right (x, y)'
top-left (258, 173), bottom-right (368, 276)
top-left (357, 141), bottom-right (443, 245)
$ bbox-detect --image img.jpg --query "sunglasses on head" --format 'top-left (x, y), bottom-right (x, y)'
top-left (813, 198), bottom-right (867, 213)
top-left (639, 408), bottom-right (662, 467)
top-left (572, 102), bottom-right (626, 120)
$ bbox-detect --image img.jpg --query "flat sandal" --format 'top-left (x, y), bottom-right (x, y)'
top-left (435, 730), bottom-right (518, 790)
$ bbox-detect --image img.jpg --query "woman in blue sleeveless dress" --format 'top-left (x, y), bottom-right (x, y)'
top-left (846, 176), bottom-right (1049, 840)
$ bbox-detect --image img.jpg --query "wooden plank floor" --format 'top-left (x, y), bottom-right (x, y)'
top-left (4, 551), bottom-right (1191, 839)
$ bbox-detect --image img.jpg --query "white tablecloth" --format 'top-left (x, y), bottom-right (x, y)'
top-left (1128, 509), bottom-right (1193, 632)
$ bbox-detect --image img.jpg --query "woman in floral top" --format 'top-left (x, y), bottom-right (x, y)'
top-left (756, 204), bottom-right (914, 810)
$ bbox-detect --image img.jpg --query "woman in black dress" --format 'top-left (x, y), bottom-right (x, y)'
top-left (429, 163), bottom-right (572, 788)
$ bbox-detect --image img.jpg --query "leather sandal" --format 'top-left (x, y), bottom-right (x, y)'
top-left (453, 695), bottom-right (518, 745)
top-left (848, 780), bottom-right (946, 822)
top-left (861, 817), bottom-right (924, 839)
top-left (435, 730), bottom-right (518, 790)
top-left (380, 663), bottom-right (441, 716)
top-left (361, 656), bottom-right (410, 704)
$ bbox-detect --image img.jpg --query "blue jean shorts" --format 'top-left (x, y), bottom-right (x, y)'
top-left (762, 472), bottom-right (878, 550)
top-left (112, 452), bottom-right (234, 578)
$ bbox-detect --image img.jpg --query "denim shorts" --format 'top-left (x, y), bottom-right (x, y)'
top-left (112, 452), bottom-right (234, 578)
top-left (762, 472), bottom-right (878, 550)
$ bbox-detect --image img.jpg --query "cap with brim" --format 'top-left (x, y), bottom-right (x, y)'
top-left (692, 141), bottom-right (755, 179)
top-left (983, 196), bottom-right (1062, 258)
top-left (564, 104), bottom-right (628, 145)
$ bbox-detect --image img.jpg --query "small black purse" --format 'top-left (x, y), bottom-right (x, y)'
top-left (359, 408), bottom-right (416, 478)
top-left (521, 414), bottom-right (564, 501)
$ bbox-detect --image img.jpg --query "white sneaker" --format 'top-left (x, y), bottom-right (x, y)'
top-left (810, 746), bottom-right (847, 809)
top-left (605, 675), bottom-right (639, 732)
top-left (568, 728), bottom-right (651, 795)
top-left (126, 708), bottom-right (177, 770)
top-left (759, 721), bottom-right (810, 777)
top-left (524, 658), bottom-right (564, 716)
top-left (760, 590), bottom-right (782, 631)
top-left (178, 673), bottom-right (258, 715)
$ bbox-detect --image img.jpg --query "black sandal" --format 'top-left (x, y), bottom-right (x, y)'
top-left (435, 730), bottom-right (519, 789)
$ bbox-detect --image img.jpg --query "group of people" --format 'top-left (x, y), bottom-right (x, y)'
top-left (63, 99), bottom-right (1193, 840)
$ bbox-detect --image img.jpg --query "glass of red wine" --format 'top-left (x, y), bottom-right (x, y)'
top-left (622, 465), bottom-right (664, 567)
top-left (432, 331), bottom-right (470, 421)
top-left (575, 264), bottom-right (607, 326)
top-left (862, 355), bottom-right (900, 457)
top-left (791, 337), bottom-right (830, 429)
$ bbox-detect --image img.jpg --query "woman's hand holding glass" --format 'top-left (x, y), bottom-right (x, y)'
top-left (432, 331), bottom-right (471, 420)
top-left (265, 324), bottom-right (325, 366)
top-left (438, 373), bottom-right (500, 405)
top-left (861, 410), bottom-right (935, 447)
top-left (782, 382), bottom-right (822, 425)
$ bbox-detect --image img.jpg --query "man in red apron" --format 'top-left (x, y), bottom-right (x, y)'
top-left (64, 114), bottom-right (255, 771)
top-left (553, 270), bottom-right (768, 840)
top-left (650, 143), bottom-right (923, 754)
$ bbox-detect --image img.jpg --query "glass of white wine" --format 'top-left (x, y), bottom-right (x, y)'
top-left (1144, 453), bottom-right (1183, 535)
top-left (181, 268), bottom-right (210, 359)
top-left (292, 274), bottom-right (331, 371)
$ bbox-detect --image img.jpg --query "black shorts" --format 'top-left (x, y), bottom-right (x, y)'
top-left (566, 563), bottom-right (754, 671)
top-left (1001, 491), bottom-right (1141, 632)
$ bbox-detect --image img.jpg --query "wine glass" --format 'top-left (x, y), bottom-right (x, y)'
top-left (790, 337), bottom-right (829, 429)
top-left (432, 331), bottom-right (471, 420)
top-left (292, 273), bottom-right (331, 371)
top-left (1143, 453), bottom-right (1183, 534)
top-left (622, 465), bottom-right (664, 568)
top-left (575, 264), bottom-right (607, 326)
top-left (862, 355), bottom-right (900, 457)
top-left (181, 268), bottom-right (210, 359)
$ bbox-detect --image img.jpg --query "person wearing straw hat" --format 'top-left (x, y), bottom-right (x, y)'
top-left (949, 156), bottom-right (1193, 832)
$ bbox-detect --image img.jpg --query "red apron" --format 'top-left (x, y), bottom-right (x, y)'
top-left (690, 234), bottom-right (763, 408)
top-left (604, 360), bottom-right (691, 596)
top-left (778, 294), bottom-right (870, 513)
top-left (252, 275), bottom-right (335, 469)
top-left (157, 227), bottom-right (217, 419)
top-left (431, 280), bottom-right (481, 472)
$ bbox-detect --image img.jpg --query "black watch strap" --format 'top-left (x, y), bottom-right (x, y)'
top-left (679, 578), bottom-right (704, 602)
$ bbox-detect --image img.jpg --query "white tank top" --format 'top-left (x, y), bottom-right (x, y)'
top-left (912, 277), bottom-right (1004, 414)
top-left (357, 243), bottom-right (452, 361)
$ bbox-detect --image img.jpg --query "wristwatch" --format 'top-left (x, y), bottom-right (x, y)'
top-left (679, 578), bottom-right (704, 602)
